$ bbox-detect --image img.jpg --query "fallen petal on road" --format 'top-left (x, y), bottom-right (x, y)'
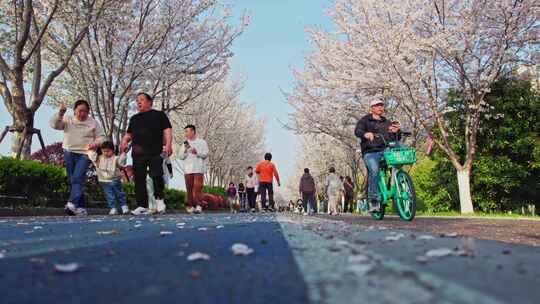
top-left (54, 263), bottom-right (80, 273)
top-left (187, 252), bottom-right (210, 261)
top-left (425, 248), bottom-right (454, 258)
top-left (347, 264), bottom-right (373, 275)
top-left (385, 233), bottom-right (405, 241)
top-left (231, 243), bottom-right (254, 256)
top-left (348, 254), bottom-right (370, 264)
top-left (97, 230), bottom-right (119, 236)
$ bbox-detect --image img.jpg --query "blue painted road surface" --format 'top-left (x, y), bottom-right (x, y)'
top-left (0, 213), bottom-right (538, 304)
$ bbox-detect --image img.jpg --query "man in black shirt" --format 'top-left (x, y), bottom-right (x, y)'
top-left (354, 99), bottom-right (400, 212)
top-left (120, 92), bottom-right (173, 215)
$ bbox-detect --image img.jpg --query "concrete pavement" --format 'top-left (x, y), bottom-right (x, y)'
top-left (0, 213), bottom-right (538, 304)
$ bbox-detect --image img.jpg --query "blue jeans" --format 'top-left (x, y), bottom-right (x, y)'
top-left (64, 150), bottom-right (91, 208)
top-left (363, 151), bottom-right (385, 202)
top-left (302, 192), bottom-right (316, 213)
top-left (100, 180), bottom-right (127, 209)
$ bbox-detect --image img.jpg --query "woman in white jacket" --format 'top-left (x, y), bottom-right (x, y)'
top-left (50, 100), bottom-right (105, 216)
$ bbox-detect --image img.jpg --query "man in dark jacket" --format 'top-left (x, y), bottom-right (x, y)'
top-left (354, 99), bottom-right (401, 212)
top-left (299, 168), bottom-right (317, 214)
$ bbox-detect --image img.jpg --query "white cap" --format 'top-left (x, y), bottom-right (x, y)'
top-left (370, 99), bottom-right (385, 107)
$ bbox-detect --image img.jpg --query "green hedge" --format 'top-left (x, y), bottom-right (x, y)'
top-left (0, 157), bottom-right (68, 206)
top-left (0, 157), bottom-right (186, 209)
top-left (202, 185), bottom-right (227, 198)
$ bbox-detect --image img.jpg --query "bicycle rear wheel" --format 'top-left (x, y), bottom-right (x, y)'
top-left (395, 170), bottom-right (416, 221)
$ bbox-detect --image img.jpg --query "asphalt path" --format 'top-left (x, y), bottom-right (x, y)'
top-left (0, 213), bottom-right (538, 304)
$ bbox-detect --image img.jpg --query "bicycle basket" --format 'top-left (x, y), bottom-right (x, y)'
top-left (384, 148), bottom-right (416, 165)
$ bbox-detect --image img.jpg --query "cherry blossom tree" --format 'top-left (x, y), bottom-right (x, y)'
top-left (49, 0), bottom-right (247, 144)
top-left (290, 0), bottom-right (538, 213)
top-left (171, 80), bottom-right (266, 187)
top-left (284, 133), bottom-right (357, 202)
top-left (0, 0), bottom-right (113, 159)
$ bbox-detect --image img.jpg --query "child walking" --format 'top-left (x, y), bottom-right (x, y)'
top-left (227, 182), bottom-right (238, 213)
top-left (88, 141), bottom-right (129, 215)
top-left (238, 183), bottom-right (247, 212)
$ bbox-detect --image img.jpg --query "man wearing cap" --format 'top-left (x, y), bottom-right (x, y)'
top-left (354, 99), bottom-right (401, 212)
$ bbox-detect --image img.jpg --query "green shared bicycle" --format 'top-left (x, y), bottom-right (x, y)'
top-left (359, 133), bottom-right (417, 221)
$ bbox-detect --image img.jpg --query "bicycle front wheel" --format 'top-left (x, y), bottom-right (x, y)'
top-left (395, 170), bottom-right (416, 221)
top-left (371, 204), bottom-right (386, 220)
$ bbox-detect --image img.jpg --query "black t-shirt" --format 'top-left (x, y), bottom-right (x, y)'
top-left (127, 109), bottom-right (172, 156)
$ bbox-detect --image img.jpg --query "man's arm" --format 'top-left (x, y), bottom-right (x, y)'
top-left (120, 132), bottom-right (133, 153)
top-left (354, 117), bottom-right (367, 139)
top-left (273, 165), bottom-right (281, 186)
top-left (178, 144), bottom-right (188, 160)
top-left (355, 117), bottom-right (375, 141)
top-left (196, 140), bottom-right (209, 159)
top-left (117, 153), bottom-right (128, 167)
top-left (163, 128), bottom-right (173, 157)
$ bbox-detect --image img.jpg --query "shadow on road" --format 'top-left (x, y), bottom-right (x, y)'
top-left (0, 215), bottom-right (310, 304)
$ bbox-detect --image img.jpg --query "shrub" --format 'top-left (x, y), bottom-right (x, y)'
top-left (0, 157), bottom-right (186, 209)
top-left (0, 157), bottom-right (68, 206)
top-left (203, 185), bottom-right (227, 198)
top-left (410, 157), bottom-right (454, 212)
top-left (30, 142), bottom-right (65, 166)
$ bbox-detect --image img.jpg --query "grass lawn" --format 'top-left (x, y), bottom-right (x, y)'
top-left (415, 210), bottom-right (538, 219)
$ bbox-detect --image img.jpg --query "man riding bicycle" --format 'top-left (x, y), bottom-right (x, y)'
top-left (355, 99), bottom-right (401, 212)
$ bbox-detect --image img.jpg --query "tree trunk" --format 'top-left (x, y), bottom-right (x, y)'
top-left (456, 168), bottom-right (474, 214)
top-left (10, 100), bottom-right (35, 160)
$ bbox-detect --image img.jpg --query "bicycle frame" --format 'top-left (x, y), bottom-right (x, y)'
top-left (377, 164), bottom-right (401, 205)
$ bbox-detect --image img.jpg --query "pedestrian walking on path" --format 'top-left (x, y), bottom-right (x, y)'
top-left (325, 167), bottom-right (344, 215)
top-left (245, 166), bottom-right (258, 212)
top-left (227, 182), bottom-right (238, 213)
top-left (238, 183), bottom-right (247, 212)
top-left (120, 93), bottom-right (173, 215)
top-left (179, 124), bottom-right (222, 214)
top-left (299, 168), bottom-right (316, 215)
top-left (343, 176), bottom-right (355, 213)
top-left (255, 153), bottom-right (281, 211)
top-left (50, 100), bottom-right (106, 216)
top-left (88, 141), bottom-right (129, 215)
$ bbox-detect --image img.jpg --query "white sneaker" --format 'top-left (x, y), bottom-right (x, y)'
top-left (109, 208), bottom-right (118, 215)
top-left (194, 205), bottom-right (203, 214)
top-left (74, 208), bottom-right (88, 216)
top-left (65, 202), bottom-right (76, 216)
top-left (131, 207), bottom-right (148, 216)
top-left (156, 199), bottom-right (166, 214)
top-left (121, 205), bottom-right (130, 214)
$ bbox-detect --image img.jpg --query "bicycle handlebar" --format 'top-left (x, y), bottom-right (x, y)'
top-left (373, 131), bottom-right (411, 147)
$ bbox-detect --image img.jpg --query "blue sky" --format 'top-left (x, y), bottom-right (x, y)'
top-left (0, 0), bottom-right (334, 188)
